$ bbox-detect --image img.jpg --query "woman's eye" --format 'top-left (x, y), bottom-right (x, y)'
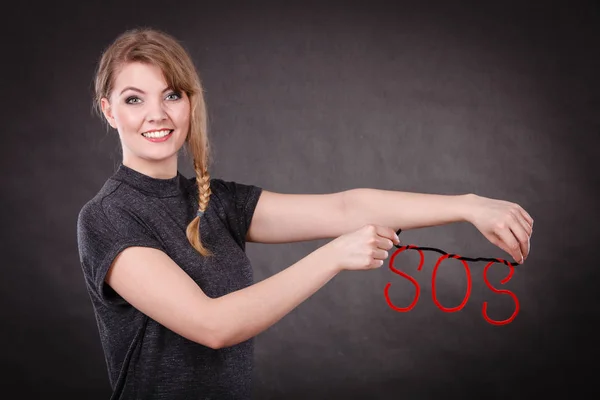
top-left (166, 92), bottom-right (182, 100)
top-left (125, 96), bottom-right (140, 104)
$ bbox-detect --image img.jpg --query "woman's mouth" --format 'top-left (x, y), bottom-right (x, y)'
top-left (141, 129), bottom-right (174, 142)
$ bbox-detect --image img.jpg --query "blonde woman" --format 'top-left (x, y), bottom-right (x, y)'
top-left (76, 27), bottom-right (533, 399)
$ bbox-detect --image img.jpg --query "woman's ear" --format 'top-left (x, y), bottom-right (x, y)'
top-left (100, 97), bottom-right (117, 129)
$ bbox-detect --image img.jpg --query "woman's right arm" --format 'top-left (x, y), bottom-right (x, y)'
top-left (106, 224), bottom-right (398, 349)
top-left (212, 246), bottom-right (340, 348)
top-left (106, 245), bottom-right (339, 349)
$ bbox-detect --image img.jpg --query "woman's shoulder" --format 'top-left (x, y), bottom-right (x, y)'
top-left (78, 178), bottom-right (118, 215)
top-left (77, 178), bottom-right (141, 230)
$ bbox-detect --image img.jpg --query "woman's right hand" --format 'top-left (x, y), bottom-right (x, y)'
top-left (322, 224), bottom-right (401, 272)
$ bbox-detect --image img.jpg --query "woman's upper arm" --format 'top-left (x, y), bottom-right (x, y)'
top-left (105, 246), bottom-right (222, 349)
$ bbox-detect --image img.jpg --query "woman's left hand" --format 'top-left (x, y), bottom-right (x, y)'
top-left (463, 194), bottom-right (534, 264)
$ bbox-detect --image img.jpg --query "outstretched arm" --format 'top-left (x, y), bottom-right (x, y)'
top-left (342, 188), bottom-right (471, 232)
top-left (342, 189), bottom-right (533, 264)
top-left (246, 189), bottom-right (469, 243)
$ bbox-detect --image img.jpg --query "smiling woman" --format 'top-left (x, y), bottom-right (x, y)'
top-left (77, 27), bottom-right (394, 400)
top-left (76, 26), bottom-right (532, 400)
top-left (79, 28), bottom-right (271, 399)
top-left (101, 62), bottom-right (189, 164)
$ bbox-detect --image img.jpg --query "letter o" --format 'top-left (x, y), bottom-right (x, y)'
top-left (432, 254), bottom-right (472, 312)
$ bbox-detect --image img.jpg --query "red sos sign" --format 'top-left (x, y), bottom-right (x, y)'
top-left (384, 245), bottom-right (520, 325)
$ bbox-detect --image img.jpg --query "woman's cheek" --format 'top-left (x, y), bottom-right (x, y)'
top-left (120, 108), bottom-right (143, 129)
top-left (175, 107), bottom-right (190, 125)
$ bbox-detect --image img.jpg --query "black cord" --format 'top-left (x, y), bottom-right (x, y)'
top-left (394, 228), bottom-right (519, 267)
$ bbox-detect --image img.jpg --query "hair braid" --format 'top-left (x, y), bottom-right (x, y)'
top-left (185, 163), bottom-right (213, 257)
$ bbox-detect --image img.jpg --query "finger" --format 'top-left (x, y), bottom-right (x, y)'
top-left (509, 218), bottom-right (530, 261)
top-left (493, 226), bottom-right (524, 264)
top-left (514, 211), bottom-right (532, 237)
top-left (518, 206), bottom-right (534, 228)
top-left (376, 226), bottom-right (400, 245)
top-left (371, 248), bottom-right (390, 261)
top-left (514, 215), bottom-right (532, 260)
top-left (376, 236), bottom-right (396, 250)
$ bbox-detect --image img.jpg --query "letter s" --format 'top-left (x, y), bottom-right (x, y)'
top-left (384, 246), bottom-right (424, 312)
top-left (482, 260), bottom-right (520, 325)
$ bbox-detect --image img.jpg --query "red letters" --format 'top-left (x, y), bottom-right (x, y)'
top-left (482, 261), bottom-right (520, 325)
top-left (384, 247), bottom-right (520, 325)
top-left (384, 245), bottom-right (424, 312)
top-left (432, 254), bottom-right (472, 312)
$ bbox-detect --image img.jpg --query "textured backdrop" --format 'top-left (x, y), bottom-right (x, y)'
top-left (1, 0), bottom-right (598, 398)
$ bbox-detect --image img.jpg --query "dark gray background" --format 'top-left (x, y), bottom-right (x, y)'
top-left (2, 0), bottom-right (598, 398)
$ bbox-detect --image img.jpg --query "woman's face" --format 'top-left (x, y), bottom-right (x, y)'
top-left (101, 61), bottom-right (190, 175)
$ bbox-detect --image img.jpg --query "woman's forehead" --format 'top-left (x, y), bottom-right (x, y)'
top-left (113, 62), bottom-right (169, 92)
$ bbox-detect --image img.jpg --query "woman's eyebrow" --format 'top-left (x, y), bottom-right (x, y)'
top-left (119, 86), bottom-right (171, 95)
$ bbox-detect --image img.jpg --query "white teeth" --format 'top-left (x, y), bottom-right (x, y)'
top-left (142, 129), bottom-right (172, 138)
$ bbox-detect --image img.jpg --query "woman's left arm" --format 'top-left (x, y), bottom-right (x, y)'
top-left (342, 189), bottom-right (534, 264)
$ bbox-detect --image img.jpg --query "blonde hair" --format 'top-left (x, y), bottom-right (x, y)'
top-left (93, 27), bottom-right (213, 257)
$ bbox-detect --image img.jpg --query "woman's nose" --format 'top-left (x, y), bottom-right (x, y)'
top-left (146, 101), bottom-right (168, 122)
